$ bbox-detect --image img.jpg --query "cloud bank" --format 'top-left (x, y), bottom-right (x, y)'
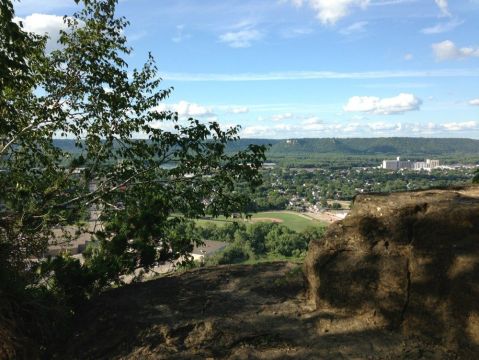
top-left (344, 93), bottom-right (422, 115)
top-left (240, 120), bottom-right (479, 138)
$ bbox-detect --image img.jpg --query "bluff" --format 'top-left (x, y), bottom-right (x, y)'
top-left (4, 188), bottom-right (478, 359)
top-left (58, 187), bottom-right (478, 359)
top-left (304, 186), bottom-right (479, 355)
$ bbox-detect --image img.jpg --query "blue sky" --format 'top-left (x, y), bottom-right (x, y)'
top-left (14, 0), bottom-right (479, 138)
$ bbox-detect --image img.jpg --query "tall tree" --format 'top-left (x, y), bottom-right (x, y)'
top-left (0, 0), bottom-right (266, 292)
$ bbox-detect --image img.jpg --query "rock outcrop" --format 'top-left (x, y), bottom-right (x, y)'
top-left (304, 186), bottom-right (479, 353)
top-left (60, 262), bottom-right (458, 359)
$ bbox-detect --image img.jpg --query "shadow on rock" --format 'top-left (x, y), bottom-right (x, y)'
top-left (304, 186), bottom-right (479, 356)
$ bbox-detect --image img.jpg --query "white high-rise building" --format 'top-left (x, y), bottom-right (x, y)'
top-left (382, 157), bottom-right (439, 171)
top-left (382, 157), bottom-right (412, 170)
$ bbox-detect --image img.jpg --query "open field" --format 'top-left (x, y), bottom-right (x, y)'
top-left (250, 211), bottom-right (324, 232)
top-left (196, 211), bottom-right (326, 233)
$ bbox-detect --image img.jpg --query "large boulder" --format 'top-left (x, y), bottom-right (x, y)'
top-left (304, 186), bottom-right (479, 352)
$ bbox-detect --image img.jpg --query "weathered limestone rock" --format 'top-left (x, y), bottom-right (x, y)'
top-left (304, 186), bottom-right (479, 351)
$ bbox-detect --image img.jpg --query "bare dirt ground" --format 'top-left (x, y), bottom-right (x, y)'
top-left (305, 211), bottom-right (348, 224)
top-left (60, 262), bottom-right (460, 359)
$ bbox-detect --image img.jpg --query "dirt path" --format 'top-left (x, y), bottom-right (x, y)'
top-left (61, 263), bottom-right (460, 359)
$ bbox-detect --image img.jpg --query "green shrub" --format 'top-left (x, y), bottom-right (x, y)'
top-left (207, 242), bottom-right (252, 265)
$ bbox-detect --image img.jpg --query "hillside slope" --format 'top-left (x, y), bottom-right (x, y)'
top-left (61, 262), bottom-right (458, 359)
top-left (267, 137), bottom-right (479, 156)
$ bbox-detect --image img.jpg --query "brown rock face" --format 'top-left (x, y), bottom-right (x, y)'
top-left (304, 186), bottom-right (479, 351)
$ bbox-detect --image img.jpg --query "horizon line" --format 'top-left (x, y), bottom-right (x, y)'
top-left (53, 136), bottom-right (479, 141)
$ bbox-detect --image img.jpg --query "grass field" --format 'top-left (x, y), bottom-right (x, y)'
top-left (250, 211), bottom-right (324, 232)
top-left (196, 211), bottom-right (326, 233)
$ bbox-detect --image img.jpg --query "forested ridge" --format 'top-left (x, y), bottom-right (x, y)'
top-left (55, 137), bottom-right (479, 158)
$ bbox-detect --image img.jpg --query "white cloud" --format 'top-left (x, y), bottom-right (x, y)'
top-left (339, 21), bottom-right (368, 35)
top-left (404, 53), bottom-right (414, 61)
top-left (226, 106), bottom-right (250, 114)
top-left (271, 113), bottom-right (294, 121)
top-left (164, 68), bottom-right (479, 82)
top-left (14, 13), bottom-right (68, 52)
top-left (240, 119), bottom-right (479, 138)
top-left (421, 19), bottom-right (463, 34)
top-left (344, 93), bottom-right (422, 115)
top-left (175, 101), bottom-right (214, 117)
top-left (241, 122), bottom-right (363, 138)
top-left (432, 40), bottom-right (479, 60)
top-left (435, 0), bottom-right (451, 17)
top-left (287, 0), bottom-right (370, 25)
top-left (219, 29), bottom-right (262, 48)
top-left (469, 98), bottom-right (479, 106)
top-left (155, 101), bottom-right (214, 118)
top-left (367, 122), bottom-right (402, 131)
top-left (442, 121), bottom-right (477, 131)
top-left (241, 125), bottom-right (272, 137)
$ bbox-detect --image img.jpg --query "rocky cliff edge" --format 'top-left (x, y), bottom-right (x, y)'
top-left (304, 186), bottom-right (479, 355)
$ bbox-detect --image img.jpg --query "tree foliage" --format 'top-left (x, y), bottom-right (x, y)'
top-left (473, 170), bottom-right (479, 184)
top-left (0, 0), bottom-right (266, 301)
top-left (192, 221), bottom-right (326, 265)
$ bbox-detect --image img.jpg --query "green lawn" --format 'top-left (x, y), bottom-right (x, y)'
top-left (195, 211), bottom-right (325, 233)
top-left (249, 211), bottom-right (323, 232)
top-left (194, 217), bottom-right (233, 227)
